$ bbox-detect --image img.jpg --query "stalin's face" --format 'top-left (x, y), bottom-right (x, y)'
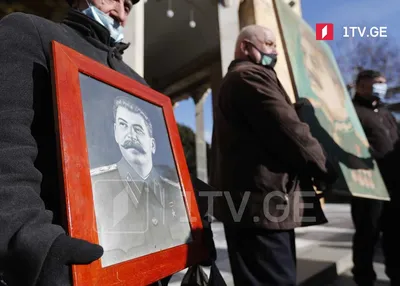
top-left (114, 106), bottom-right (156, 168)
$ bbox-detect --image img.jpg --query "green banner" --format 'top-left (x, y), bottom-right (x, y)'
top-left (274, 0), bottom-right (389, 200)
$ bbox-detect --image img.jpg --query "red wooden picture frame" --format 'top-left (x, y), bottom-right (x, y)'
top-left (50, 41), bottom-right (208, 285)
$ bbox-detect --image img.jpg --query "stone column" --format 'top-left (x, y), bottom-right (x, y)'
top-left (282, 0), bottom-right (302, 17)
top-left (217, 0), bottom-right (241, 78)
top-left (193, 89), bottom-right (210, 183)
top-left (212, 0), bottom-right (241, 119)
top-left (123, 0), bottom-right (144, 76)
top-left (172, 101), bottom-right (180, 109)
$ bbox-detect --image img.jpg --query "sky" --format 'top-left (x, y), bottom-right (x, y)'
top-left (173, 0), bottom-right (400, 143)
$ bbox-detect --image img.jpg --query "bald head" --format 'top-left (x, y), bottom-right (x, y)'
top-left (234, 25), bottom-right (278, 64)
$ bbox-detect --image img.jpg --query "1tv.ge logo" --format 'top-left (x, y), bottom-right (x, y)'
top-left (316, 23), bottom-right (334, 40)
top-left (315, 23), bottom-right (388, 40)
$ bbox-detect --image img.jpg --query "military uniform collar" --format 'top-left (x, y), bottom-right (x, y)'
top-left (228, 59), bottom-right (275, 73)
top-left (117, 157), bottom-right (159, 182)
top-left (117, 158), bottom-right (164, 208)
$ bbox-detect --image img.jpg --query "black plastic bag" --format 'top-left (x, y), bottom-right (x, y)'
top-left (181, 265), bottom-right (209, 286)
top-left (190, 175), bottom-right (217, 266)
top-left (181, 262), bottom-right (227, 286)
top-left (181, 176), bottom-right (227, 286)
top-left (208, 261), bottom-right (227, 286)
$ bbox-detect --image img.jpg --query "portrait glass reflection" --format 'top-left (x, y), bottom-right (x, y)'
top-left (79, 73), bottom-right (192, 268)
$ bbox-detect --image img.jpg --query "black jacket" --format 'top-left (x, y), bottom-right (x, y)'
top-left (0, 9), bottom-right (146, 285)
top-left (353, 95), bottom-right (400, 195)
top-left (209, 60), bottom-right (335, 230)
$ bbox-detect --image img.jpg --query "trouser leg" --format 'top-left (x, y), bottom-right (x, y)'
top-left (224, 225), bottom-right (296, 286)
top-left (351, 197), bottom-right (383, 285)
top-left (381, 198), bottom-right (400, 285)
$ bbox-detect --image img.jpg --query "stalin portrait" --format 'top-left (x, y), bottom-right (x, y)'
top-left (90, 95), bottom-right (192, 268)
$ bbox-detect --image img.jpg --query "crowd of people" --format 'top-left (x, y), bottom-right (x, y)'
top-left (0, 0), bottom-right (398, 285)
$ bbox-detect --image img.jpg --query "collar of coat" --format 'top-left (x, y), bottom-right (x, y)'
top-left (62, 8), bottom-right (130, 56)
top-left (116, 157), bottom-right (165, 208)
top-left (353, 94), bottom-right (383, 109)
top-left (228, 59), bottom-right (276, 73)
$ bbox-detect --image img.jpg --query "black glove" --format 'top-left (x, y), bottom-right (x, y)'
top-left (324, 158), bottom-right (339, 185)
top-left (294, 97), bottom-right (314, 115)
top-left (312, 177), bottom-right (332, 192)
top-left (37, 234), bottom-right (103, 286)
top-left (310, 158), bottom-right (338, 193)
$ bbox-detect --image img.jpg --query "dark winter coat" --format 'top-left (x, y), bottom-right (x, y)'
top-left (0, 9), bottom-right (146, 285)
top-left (353, 95), bottom-right (400, 197)
top-left (209, 60), bottom-right (336, 230)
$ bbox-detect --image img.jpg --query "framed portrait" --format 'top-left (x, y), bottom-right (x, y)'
top-left (273, 0), bottom-right (390, 200)
top-left (50, 41), bottom-right (208, 285)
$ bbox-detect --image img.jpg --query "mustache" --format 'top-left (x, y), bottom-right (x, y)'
top-left (121, 139), bottom-right (145, 154)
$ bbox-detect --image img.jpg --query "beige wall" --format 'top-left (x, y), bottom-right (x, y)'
top-left (217, 0), bottom-right (242, 77)
top-left (122, 0), bottom-right (303, 103)
top-left (282, 0), bottom-right (302, 17)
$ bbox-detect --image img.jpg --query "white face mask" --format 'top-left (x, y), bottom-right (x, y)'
top-left (372, 82), bottom-right (388, 100)
top-left (82, 1), bottom-right (124, 43)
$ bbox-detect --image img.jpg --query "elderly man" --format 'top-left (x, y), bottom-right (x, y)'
top-left (351, 70), bottom-right (400, 286)
top-left (0, 1), bottom-right (157, 285)
top-left (90, 96), bottom-right (191, 268)
top-left (209, 25), bottom-right (337, 285)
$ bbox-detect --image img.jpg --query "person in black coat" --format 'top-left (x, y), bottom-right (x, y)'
top-left (0, 1), bottom-right (177, 285)
top-left (351, 70), bottom-right (400, 286)
top-left (209, 25), bottom-right (337, 286)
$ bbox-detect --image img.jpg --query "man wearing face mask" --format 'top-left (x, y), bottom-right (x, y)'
top-left (0, 1), bottom-right (167, 285)
top-left (351, 70), bottom-right (400, 286)
top-left (209, 25), bottom-right (337, 285)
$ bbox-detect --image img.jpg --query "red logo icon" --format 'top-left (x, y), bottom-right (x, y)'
top-left (316, 23), bottom-right (334, 40)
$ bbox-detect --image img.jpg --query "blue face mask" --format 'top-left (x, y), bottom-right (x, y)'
top-left (82, 2), bottom-right (124, 43)
top-left (372, 82), bottom-right (387, 100)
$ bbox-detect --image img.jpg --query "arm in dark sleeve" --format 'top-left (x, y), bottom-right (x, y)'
top-left (361, 117), bottom-right (396, 159)
top-left (0, 13), bottom-right (64, 285)
top-left (234, 68), bottom-right (335, 182)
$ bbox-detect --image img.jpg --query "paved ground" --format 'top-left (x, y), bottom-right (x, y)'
top-left (327, 248), bottom-right (390, 286)
top-left (297, 204), bottom-right (389, 286)
top-left (169, 203), bottom-right (390, 286)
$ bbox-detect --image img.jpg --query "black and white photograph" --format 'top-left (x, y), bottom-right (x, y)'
top-left (79, 73), bottom-right (192, 268)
